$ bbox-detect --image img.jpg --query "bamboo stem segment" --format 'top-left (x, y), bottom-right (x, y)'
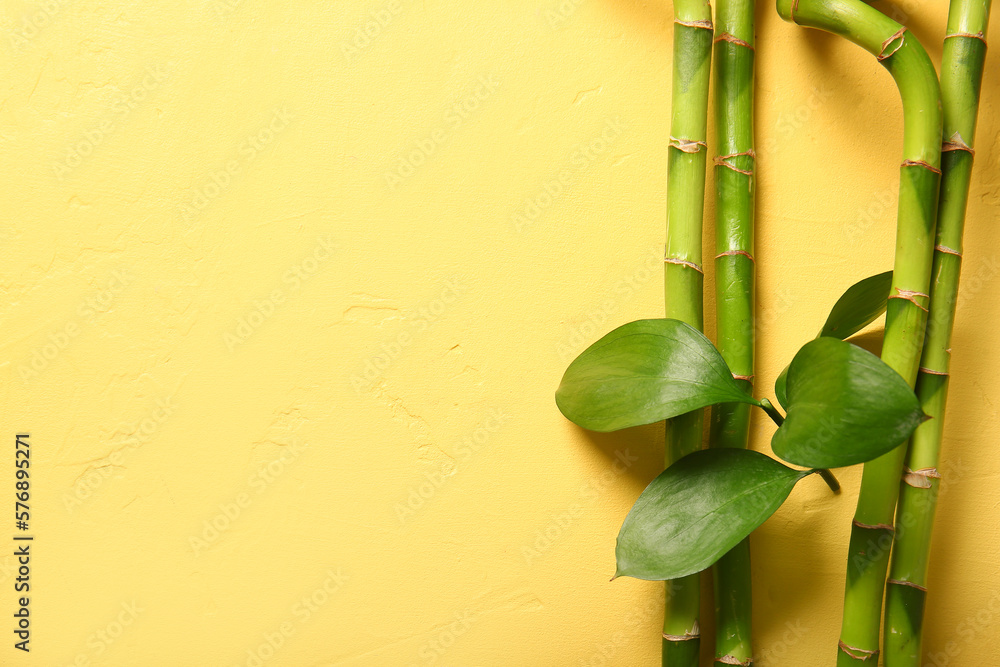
top-left (883, 2), bottom-right (991, 664)
top-left (775, 1), bottom-right (943, 664)
top-left (663, 1), bottom-right (714, 664)
top-left (709, 0), bottom-right (756, 664)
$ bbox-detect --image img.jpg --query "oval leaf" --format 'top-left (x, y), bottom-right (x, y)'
top-left (771, 338), bottom-right (926, 468)
top-left (615, 449), bottom-right (808, 580)
top-left (774, 367), bottom-right (789, 410)
top-left (556, 319), bottom-right (755, 432)
top-left (819, 270), bottom-right (893, 339)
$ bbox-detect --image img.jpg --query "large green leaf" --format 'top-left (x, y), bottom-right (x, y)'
top-left (556, 319), bottom-right (756, 432)
top-left (774, 368), bottom-right (790, 411)
top-left (771, 338), bottom-right (926, 468)
top-left (775, 271), bottom-right (892, 408)
top-left (615, 448), bottom-right (809, 580)
top-left (819, 270), bottom-right (893, 338)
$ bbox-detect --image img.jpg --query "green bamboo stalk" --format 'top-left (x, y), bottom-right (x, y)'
top-left (883, 2), bottom-right (992, 664)
top-left (709, 0), bottom-right (756, 664)
top-left (662, 1), bottom-right (714, 664)
top-left (774, 1), bottom-right (942, 664)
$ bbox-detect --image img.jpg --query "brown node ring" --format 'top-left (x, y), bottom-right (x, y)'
top-left (945, 30), bottom-right (987, 44)
top-left (716, 249), bottom-right (755, 263)
top-left (878, 27), bottom-right (907, 61)
top-left (839, 641), bottom-right (879, 661)
top-left (714, 32), bottom-right (754, 50)
top-left (675, 18), bottom-right (714, 30)
top-left (900, 159), bottom-right (942, 175)
top-left (942, 132), bottom-right (975, 156)
top-left (935, 244), bottom-right (962, 257)
top-left (669, 136), bottom-right (708, 154)
top-left (714, 150), bottom-right (756, 176)
top-left (664, 257), bottom-right (705, 274)
top-left (852, 519), bottom-right (894, 532)
top-left (902, 466), bottom-right (941, 489)
top-left (888, 287), bottom-right (930, 312)
top-left (888, 578), bottom-right (928, 592)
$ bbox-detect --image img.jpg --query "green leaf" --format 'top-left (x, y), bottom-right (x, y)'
top-left (556, 319), bottom-right (756, 432)
top-left (774, 367), bottom-right (789, 410)
top-left (774, 271), bottom-right (892, 409)
top-left (771, 338), bottom-right (926, 468)
top-left (615, 449), bottom-right (809, 580)
top-left (819, 270), bottom-right (893, 338)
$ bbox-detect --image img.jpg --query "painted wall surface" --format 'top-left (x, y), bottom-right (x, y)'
top-left (1, 1), bottom-right (998, 665)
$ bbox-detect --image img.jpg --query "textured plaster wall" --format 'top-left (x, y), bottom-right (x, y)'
top-left (1, 0), bottom-right (998, 665)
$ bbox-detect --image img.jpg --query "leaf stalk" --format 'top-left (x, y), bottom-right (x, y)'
top-left (757, 398), bottom-right (784, 427)
top-left (815, 468), bottom-right (842, 495)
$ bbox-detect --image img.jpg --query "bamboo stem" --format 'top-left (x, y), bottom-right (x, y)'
top-left (775, 1), bottom-right (943, 664)
top-left (883, 2), bottom-right (992, 664)
top-left (709, 0), bottom-right (756, 663)
top-left (663, 1), bottom-right (714, 664)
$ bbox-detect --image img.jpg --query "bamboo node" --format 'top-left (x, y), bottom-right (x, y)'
top-left (902, 466), bottom-right (941, 488)
top-left (900, 159), bottom-right (942, 174)
top-left (877, 27), bottom-right (907, 61)
top-left (852, 519), bottom-right (894, 532)
top-left (888, 578), bottom-right (928, 592)
top-left (935, 244), bottom-right (962, 257)
top-left (714, 32), bottom-right (754, 50)
top-left (839, 641), bottom-right (879, 661)
top-left (942, 132), bottom-right (975, 156)
top-left (664, 256), bottom-right (705, 273)
top-left (892, 288), bottom-right (929, 299)
top-left (919, 366), bottom-right (949, 376)
top-left (714, 150), bottom-right (755, 176)
top-left (717, 656), bottom-right (752, 666)
top-left (732, 373), bottom-right (754, 383)
top-left (945, 30), bottom-right (987, 45)
top-left (675, 17), bottom-right (714, 30)
top-left (662, 632), bottom-right (699, 641)
top-left (789, 0), bottom-right (801, 23)
top-left (669, 136), bottom-right (708, 154)
top-left (716, 249), bottom-right (755, 263)
top-left (888, 288), bottom-right (929, 312)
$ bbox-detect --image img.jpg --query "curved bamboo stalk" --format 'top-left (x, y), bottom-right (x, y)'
top-left (883, 2), bottom-right (992, 664)
top-left (662, 1), bottom-right (714, 664)
top-left (774, 1), bottom-right (943, 664)
top-left (709, 0), bottom-right (756, 664)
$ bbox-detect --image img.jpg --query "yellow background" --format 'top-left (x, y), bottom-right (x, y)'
top-left (1, 0), bottom-right (998, 665)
